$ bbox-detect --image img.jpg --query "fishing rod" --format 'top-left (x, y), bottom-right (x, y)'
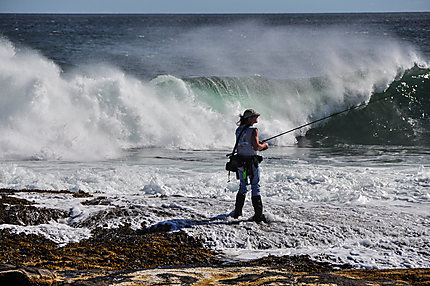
top-left (261, 93), bottom-right (394, 143)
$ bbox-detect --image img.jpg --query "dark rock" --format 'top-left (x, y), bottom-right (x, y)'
top-left (220, 273), bottom-right (264, 284)
top-left (156, 273), bottom-right (198, 285)
top-left (81, 197), bottom-right (112, 206)
top-left (297, 273), bottom-right (370, 285)
top-left (233, 254), bottom-right (351, 272)
top-left (0, 226), bottom-right (218, 272)
top-left (0, 188), bottom-right (91, 196)
top-left (0, 194), bottom-right (69, 226)
top-left (0, 269), bottom-right (33, 286)
top-left (0, 265), bottom-right (56, 286)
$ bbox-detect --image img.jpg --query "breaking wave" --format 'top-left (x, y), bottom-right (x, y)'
top-left (0, 37), bottom-right (428, 160)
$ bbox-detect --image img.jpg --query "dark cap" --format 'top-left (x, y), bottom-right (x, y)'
top-left (243, 109), bottom-right (260, 119)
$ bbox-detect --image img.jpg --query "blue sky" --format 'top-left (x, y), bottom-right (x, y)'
top-left (1, 0), bottom-right (429, 13)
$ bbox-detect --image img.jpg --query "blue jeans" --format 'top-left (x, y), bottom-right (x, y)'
top-left (238, 165), bottom-right (260, 197)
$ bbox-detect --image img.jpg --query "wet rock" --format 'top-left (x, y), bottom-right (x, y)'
top-left (0, 194), bottom-right (33, 205)
top-left (0, 264), bottom-right (56, 286)
top-left (233, 254), bottom-right (351, 272)
top-left (0, 189), bottom-right (428, 285)
top-left (0, 225), bottom-right (218, 272)
top-left (0, 226), bottom-right (429, 285)
top-left (156, 272), bottom-right (199, 285)
top-left (0, 194), bottom-right (69, 225)
top-left (109, 265), bottom-right (430, 286)
top-left (0, 229), bottom-right (58, 268)
top-left (71, 206), bottom-right (145, 229)
top-left (0, 188), bottom-right (92, 198)
top-left (336, 268), bottom-right (430, 285)
top-left (0, 269), bottom-right (33, 286)
top-left (81, 196), bottom-right (112, 206)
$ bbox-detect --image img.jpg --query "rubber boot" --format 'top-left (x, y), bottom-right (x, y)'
top-left (252, 195), bottom-right (266, 223)
top-left (233, 193), bottom-right (246, 219)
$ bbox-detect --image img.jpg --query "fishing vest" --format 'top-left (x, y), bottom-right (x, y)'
top-left (236, 125), bottom-right (257, 157)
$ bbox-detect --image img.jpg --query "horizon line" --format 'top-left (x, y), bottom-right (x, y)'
top-left (0, 11), bottom-right (429, 15)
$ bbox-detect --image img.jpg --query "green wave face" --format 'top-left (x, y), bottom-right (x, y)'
top-left (157, 66), bottom-right (430, 147)
top-left (303, 66), bottom-right (430, 146)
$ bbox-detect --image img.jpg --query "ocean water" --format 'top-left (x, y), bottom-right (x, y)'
top-left (0, 13), bottom-right (429, 269)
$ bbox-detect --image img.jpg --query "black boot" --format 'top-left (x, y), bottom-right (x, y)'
top-left (252, 195), bottom-right (266, 223)
top-left (233, 193), bottom-right (246, 219)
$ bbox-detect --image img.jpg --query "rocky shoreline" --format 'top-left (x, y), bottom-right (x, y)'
top-left (0, 188), bottom-right (429, 285)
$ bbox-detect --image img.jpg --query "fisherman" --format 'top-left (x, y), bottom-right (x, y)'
top-left (233, 109), bottom-right (268, 222)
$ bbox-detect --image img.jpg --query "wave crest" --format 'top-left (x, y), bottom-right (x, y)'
top-left (0, 36), bottom-right (428, 161)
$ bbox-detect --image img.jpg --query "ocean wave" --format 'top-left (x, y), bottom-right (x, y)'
top-left (0, 38), bottom-right (232, 160)
top-left (303, 66), bottom-right (430, 146)
top-left (0, 37), bottom-right (428, 161)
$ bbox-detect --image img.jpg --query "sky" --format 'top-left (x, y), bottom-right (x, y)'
top-left (0, 0), bottom-right (429, 14)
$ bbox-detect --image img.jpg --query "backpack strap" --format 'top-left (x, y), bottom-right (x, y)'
top-left (227, 124), bottom-right (250, 157)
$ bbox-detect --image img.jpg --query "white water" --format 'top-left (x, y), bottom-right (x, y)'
top-left (1, 147), bottom-right (429, 269)
top-left (0, 26), bottom-right (429, 269)
top-left (0, 33), bottom-right (424, 160)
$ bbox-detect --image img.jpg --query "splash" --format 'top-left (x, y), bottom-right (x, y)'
top-left (0, 39), bottom-right (234, 160)
top-left (0, 27), bottom-right (426, 160)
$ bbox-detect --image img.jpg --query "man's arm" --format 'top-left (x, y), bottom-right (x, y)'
top-left (251, 129), bottom-right (268, 151)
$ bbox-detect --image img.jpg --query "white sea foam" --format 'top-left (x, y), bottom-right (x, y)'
top-left (1, 147), bottom-right (429, 203)
top-left (0, 22), bottom-right (429, 269)
top-left (0, 33), bottom-right (424, 160)
top-left (1, 146), bottom-right (429, 268)
top-left (5, 186), bottom-right (429, 269)
top-left (0, 39), bottom-right (234, 160)
top-left (0, 223), bottom-right (91, 246)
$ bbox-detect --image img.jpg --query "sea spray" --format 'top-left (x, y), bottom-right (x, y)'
top-left (165, 23), bottom-right (427, 144)
top-left (0, 23), bottom-right (427, 160)
top-left (0, 41), bottom-right (121, 160)
top-left (0, 14), bottom-right (429, 269)
top-left (175, 22), bottom-right (421, 78)
top-left (0, 39), bottom-right (233, 160)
